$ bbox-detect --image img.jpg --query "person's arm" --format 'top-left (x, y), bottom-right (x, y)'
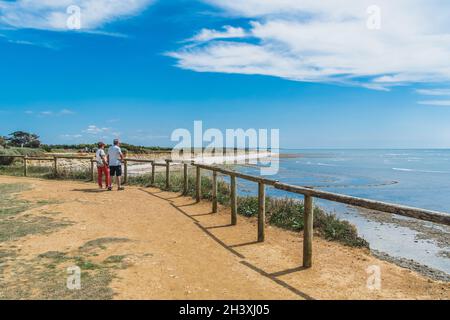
top-left (102, 151), bottom-right (108, 166)
top-left (119, 148), bottom-right (125, 162)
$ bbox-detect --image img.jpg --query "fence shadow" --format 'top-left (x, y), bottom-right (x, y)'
top-left (138, 187), bottom-right (314, 300)
top-left (72, 188), bottom-right (107, 193)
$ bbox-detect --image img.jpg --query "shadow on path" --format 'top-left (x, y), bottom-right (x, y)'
top-left (138, 187), bottom-right (314, 300)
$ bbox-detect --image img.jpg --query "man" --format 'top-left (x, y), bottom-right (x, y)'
top-left (107, 139), bottom-right (125, 191)
top-left (95, 142), bottom-right (110, 189)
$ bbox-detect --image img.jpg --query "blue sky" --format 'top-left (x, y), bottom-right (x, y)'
top-left (1, 0), bottom-right (450, 148)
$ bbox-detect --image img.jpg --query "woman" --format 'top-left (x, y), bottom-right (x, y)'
top-left (96, 142), bottom-right (110, 189)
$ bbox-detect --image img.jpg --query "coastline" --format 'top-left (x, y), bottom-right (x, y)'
top-left (353, 206), bottom-right (450, 281)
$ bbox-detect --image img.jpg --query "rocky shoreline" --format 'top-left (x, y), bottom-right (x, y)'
top-left (355, 207), bottom-right (450, 282)
top-left (372, 250), bottom-right (450, 282)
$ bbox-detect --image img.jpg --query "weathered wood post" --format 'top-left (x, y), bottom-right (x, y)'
top-left (183, 163), bottom-right (188, 195)
top-left (90, 159), bottom-right (95, 182)
top-left (151, 161), bottom-right (155, 185)
top-left (165, 160), bottom-right (170, 190)
top-left (230, 174), bottom-right (237, 225)
top-left (258, 181), bottom-right (266, 242)
top-left (53, 157), bottom-right (58, 176)
top-left (123, 160), bottom-right (128, 184)
top-left (23, 156), bottom-right (28, 177)
top-left (303, 195), bottom-right (314, 268)
top-left (196, 166), bottom-right (201, 203)
top-left (212, 171), bottom-right (218, 213)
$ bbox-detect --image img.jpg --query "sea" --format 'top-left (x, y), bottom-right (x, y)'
top-left (233, 149), bottom-right (450, 275)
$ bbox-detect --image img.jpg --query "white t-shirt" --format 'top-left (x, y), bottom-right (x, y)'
top-left (96, 149), bottom-right (106, 167)
top-left (108, 145), bottom-right (123, 166)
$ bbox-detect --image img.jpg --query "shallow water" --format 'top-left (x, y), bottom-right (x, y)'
top-left (234, 149), bottom-right (450, 275)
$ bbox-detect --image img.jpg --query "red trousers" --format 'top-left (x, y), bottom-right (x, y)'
top-left (97, 166), bottom-right (111, 188)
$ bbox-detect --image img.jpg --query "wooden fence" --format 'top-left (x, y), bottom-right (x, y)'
top-left (1, 154), bottom-right (450, 268)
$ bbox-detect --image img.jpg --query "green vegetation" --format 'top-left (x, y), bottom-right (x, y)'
top-left (41, 143), bottom-right (171, 154)
top-left (45, 168), bottom-right (91, 181)
top-left (2, 131), bottom-right (41, 148)
top-left (79, 237), bottom-right (130, 252)
top-left (0, 184), bottom-right (131, 300)
top-left (0, 147), bottom-right (45, 165)
top-left (1, 242), bottom-right (131, 300)
top-left (0, 183), bottom-right (72, 242)
top-left (128, 170), bottom-right (368, 248)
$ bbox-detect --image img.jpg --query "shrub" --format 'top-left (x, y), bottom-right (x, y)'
top-left (234, 195), bottom-right (368, 248)
top-left (45, 168), bottom-right (91, 181)
top-left (267, 198), bottom-right (305, 231)
top-left (314, 211), bottom-right (369, 247)
top-left (0, 149), bottom-right (17, 166)
top-left (0, 148), bottom-right (44, 165)
top-left (237, 196), bottom-right (259, 217)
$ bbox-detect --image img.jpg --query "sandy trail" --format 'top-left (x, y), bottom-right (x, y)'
top-left (0, 176), bottom-right (448, 300)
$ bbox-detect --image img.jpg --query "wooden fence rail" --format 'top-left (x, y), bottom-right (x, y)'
top-left (189, 162), bottom-right (450, 268)
top-left (2, 154), bottom-right (450, 269)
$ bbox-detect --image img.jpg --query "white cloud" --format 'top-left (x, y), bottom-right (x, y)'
top-left (61, 134), bottom-right (83, 139)
top-left (25, 109), bottom-right (75, 116)
top-left (59, 108), bottom-right (75, 115)
top-left (0, 0), bottom-right (153, 31)
top-left (83, 125), bottom-right (110, 135)
top-left (416, 89), bottom-right (450, 96)
top-left (416, 88), bottom-right (450, 106)
top-left (170, 0), bottom-right (450, 89)
top-left (190, 25), bottom-right (247, 42)
top-left (417, 100), bottom-right (450, 106)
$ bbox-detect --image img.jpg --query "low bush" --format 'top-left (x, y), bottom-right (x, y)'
top-left (0, 148), bottom-right (45, 165)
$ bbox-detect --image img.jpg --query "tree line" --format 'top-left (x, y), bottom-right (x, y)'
top-left (0, 131), bottom-right (171, 154)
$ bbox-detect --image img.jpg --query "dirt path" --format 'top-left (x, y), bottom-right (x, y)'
top-left (0, 176), bottom-right (448, 300)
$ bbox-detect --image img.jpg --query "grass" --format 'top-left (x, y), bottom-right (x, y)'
top-left (0, 183), bottom-right (72, 242)
top-left (0, 183), bottom-right (133, 300)
top-left (0, 242), bottom-right (130, 300)
top-left (0, 148), bottom-right (45, 165)
top-left (0, 215), bottom-right (72, 242)
top-left (0, 183), bottom-right (132, 300)
top-left (45, 168), bottom-right (91, 181)
top-left (79, 237), bottom-right (131, 252)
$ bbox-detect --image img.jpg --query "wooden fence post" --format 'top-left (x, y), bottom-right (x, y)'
top-left (258, 181), bottom-right (266, 242)
top-left (212, 171), bottom-right (218, 213)
top-left (151, 161), bottom-right (155, 185)
top-left (303, 195), bottom-right (314, 268)
top-left (196, 166), bottom-right (201, 202)
top-left (23, 156), bottom-right (28, 177)
top-left (230, 175), bottom-right (237, 225)
top-left (53, 157), bottom-right (58, 176)
top-left (165, 160), bottom-right (170, 190)
top-left (183, 163), bottom-right (188, 195)
top-left (123, 160), bottom-right (128, 184)
top-left (90, 160), bottom-right (95, 182)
